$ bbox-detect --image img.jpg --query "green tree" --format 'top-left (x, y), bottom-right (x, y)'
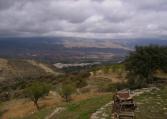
top-left (25, 82), bottom-right (51, 110)
top-left (59, 83), bottom-right (76, 102)
top-left (125, 45), bottom-right (167, 88)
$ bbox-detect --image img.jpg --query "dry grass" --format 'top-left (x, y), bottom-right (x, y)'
top-left (0, 91), bottom-right (109, 119)
top-left (89, 68), bottom-right (126, 85)
top-left (88, 73), bottom-right (126, 92)
top-left (0, 58), bottom-right (8, 67)
top-left (93, 74), bottom-right (124, 83)
top-left (73, 92), bottom-right (110, 102)
top-left (1, 95), bottom-right (62, 119)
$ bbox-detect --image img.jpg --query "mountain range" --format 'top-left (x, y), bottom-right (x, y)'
top-left (0, 37), bottom-right (167, 63)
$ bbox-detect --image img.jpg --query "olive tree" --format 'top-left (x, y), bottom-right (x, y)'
top-left (25, 82), bottom-right (51, 110)
top-left (59, 83), bottom-right (76, 102)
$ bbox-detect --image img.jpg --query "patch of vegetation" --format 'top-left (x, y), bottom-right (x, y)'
top-left (92, 63), bottom-right (125, 75)
top-left (0, 102), bottom-right (5, 117)
top-left (109, 64), bottom-right (125, 73)
top-left (55, 94), bottom-right (113, 119)
top-left (58, 83), bottom-right (76, 102)
top-left (0, 58), bottom-right (60, 101)
top-left (57, 71), bottom-right (90, 90)
top-left (125, 45), bottom-right (167, 89)
top-left (97, 82), bottom-right (127, 92)
top-left (135, 86), bottom-right (167, 119)
top-left (16, 94), bottom-right (112, 119)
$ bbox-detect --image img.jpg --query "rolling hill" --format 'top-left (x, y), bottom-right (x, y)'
top-left (0, 58), bottom-right (60, 101)
top-left (0, 58), bottom-right (58, 81)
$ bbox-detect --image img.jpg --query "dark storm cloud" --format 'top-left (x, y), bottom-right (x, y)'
top-left (0, 0), bottom-right (16, 10)
top-left (0, 0), bottom-right (167, 39)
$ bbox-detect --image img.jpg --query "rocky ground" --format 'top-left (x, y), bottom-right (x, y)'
top-left (90, 101), bottom-right (113, 119)
top-left (90, 87), bottom-right (159, 119)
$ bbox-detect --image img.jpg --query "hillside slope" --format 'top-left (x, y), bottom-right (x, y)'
top-left (0, 58), bottom-right (60, 101)
top-left (0, 58), bottom-right (59, 82)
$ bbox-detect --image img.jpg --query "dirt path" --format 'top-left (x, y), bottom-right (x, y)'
top-left (45, 107), bottom-right (65, 119)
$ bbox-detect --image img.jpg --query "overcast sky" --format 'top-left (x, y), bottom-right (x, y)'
top-left (0, 0), bottom-right (167, 39)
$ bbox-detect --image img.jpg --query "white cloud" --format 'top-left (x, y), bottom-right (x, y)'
top-left (0, 0), bottom-right (167, 39)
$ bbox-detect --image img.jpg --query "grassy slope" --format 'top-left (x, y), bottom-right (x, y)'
top-left (55, 94), bottom-right (112, 119)
top-left (0, 58), bottom-right (59, 81)
top-left (27, 60), bottom-right (59, 75)
top-left (0, 58), bottom-right (61, 119)
top-left (0, 58), bottom-right (45, 81)
top-left (18, 93), bottom-right (112, 119)
top-left (13, 84), bottom-right (167, 119)
top-left (89, 64), bottom-right (126, 91)
top-left (7, 59), bottom-right (45, 78)
top-left (15, 107), bottom-right (55, 119)
top-left (135, 86), bottom-right (167, 119)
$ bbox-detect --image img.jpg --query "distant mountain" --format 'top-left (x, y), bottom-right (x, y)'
top-left (112, 38), bottom-right (167, 48)
top-left (60, 37), bottom-right (130, 50)
top-left (0, 37), bottom-right (129, 62)
top-left (50, 37), bottom-right (167, 49)
top-left (0, 37), bottom-right (166, 63)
